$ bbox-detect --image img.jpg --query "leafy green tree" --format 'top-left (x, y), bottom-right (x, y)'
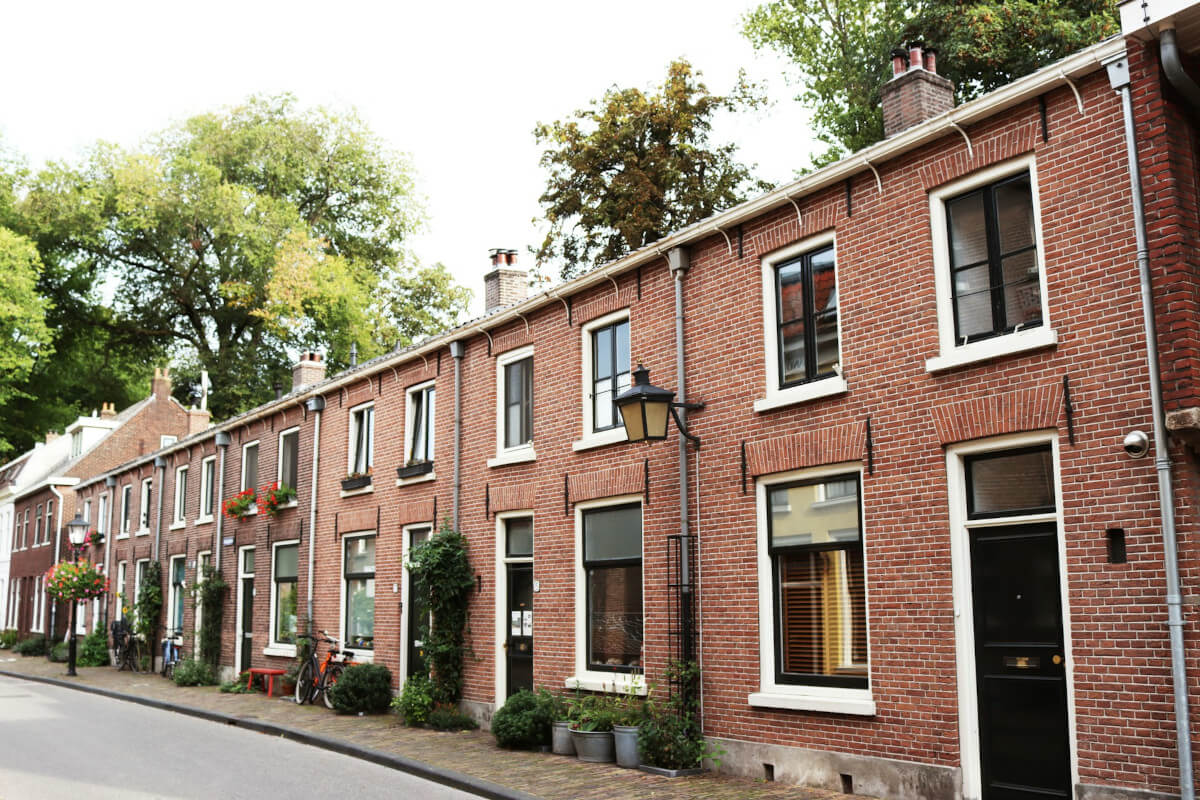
top-left (0, 227), bottom-right (53, 455)
top-left (14, 95), bottom-right (470, 422)
top-left (534, 59), bottom-right (771, 281)
top-left (743, 0), bottom-right (1119, 164)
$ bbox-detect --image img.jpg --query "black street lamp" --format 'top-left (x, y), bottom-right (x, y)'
top-left (615, 365), bottom-right (703, 448)
top-left (65, 513), bottom-right (89, 677)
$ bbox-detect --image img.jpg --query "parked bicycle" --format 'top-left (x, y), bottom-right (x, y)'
top-left (294, 631), bottom-right (356, 708)
top-left (160, 628), bottom-right (183, 680)
top-left (111, 618), bottom-right (141, 673)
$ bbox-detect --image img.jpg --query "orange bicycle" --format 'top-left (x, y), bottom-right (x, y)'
top-left (294, 630), bottom-right (357, 708)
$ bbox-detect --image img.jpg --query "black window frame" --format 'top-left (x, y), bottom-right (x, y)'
top-left (503, 356), bottom-right (534, 450)
top-left (582, 502), bottom-right (643, 674)
top-left (504, 516), bottom-right (534, 558)
top-left (774, 244), bottom-right (840, 389)
top-left (170, 555), bottom-right (186, 633)
top-left (766, 473), bottom-right (868, 690)
top-left (590, 319), bottom-right (631, 433)
top-left (272, 542), bottom-right (299, 645)
top-left (963, 445), bottom-right (1056, 520)
top-left (946, 171), bottom-right (1041, 344)
top-left (344, 534), bottom-right (376, 651)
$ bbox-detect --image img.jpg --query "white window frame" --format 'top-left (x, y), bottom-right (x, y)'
top-left (197, 456), bottom-right (216, 523)
top-left (945, 430), bottom-right (1076, 797)
top-left (574, 309), bottom-right (630, 452)
top-left (265, 539), bottom-right (300, 657)
top-left (340, 530), bottom-right (376, 663)
top-left (749, 461), bottom-right (875, 716)
top-left (240, 441), bottom-right (260, 514)
top-left (755, 231), bottom-right (848, 412)
top-left (115, 561), bottom-right (127, 621)
top-left (567, 494), bottom-right (645, 693)
top-left (494, 511), bottom-right (534, 704)
top-left (193, 551), bottom-right (211, 653)
top-left (137, 478), bottom-right (152, 535)
top-left (134, 558), bottom-right (150, 627)
top-left (44, 500), bottom-right (54, 545)
top-left (490, 346), bottom-right (536, 467)
top-left (346, 403), bottom-right (375, 494)
top-left (160, 435), bottom-right (177, 448)
top-left (97, 492), bottom-right (109, 535)
top-left (926, 155), bottom-right (1055, 372)
top-left (82, 499), bottom-right (92, 524)
top-left (398, 384), bottom-right (435, 487)
top-left (71, 430), bottom-right (83, 458)
top-left (171, 465), bottom-right (188, 528)
top-left (399, 523), bottom-right (432, 678)
top-left (234, 546), bottom-right (254, 672)
top-left (276, 427), bottom-right (301, 505)
top-left (30, 576), bottom-right (44, 633)
top-left (119, 485), bottom-right (132, 536)
top-left (166, 554), bottom-right (186, 636)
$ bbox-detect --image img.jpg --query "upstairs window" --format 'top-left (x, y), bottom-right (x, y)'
top-left (71, 430), bottom-right (83, 458)
top-left (34, 505), bottom-right (42, 545)
top-left (405, 387), bottom-right (434, 466)
top-left (173, 466), bottom-right (188, 525)
top-left (44, 500), bottom-right (53, 543)
top-left (199, 456), bottom-right (216, 520)
top-left (120, 486), bottom-right (132, 534)
top-left (504, 357), bottom-right (533, 449)
top-left (241, 442), bottom-right (259, 492)
top-left (278, 428), bottom-right (299, 492)
top-left (349, 404), bottom-right (375, 475)
top-left (139, 478), bottom-right (152, 531)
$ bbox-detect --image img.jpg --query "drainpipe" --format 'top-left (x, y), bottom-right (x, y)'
top-left (450, 341), bottom-right (465, 531)
top-left (49, 484), bottom-right (64, 642)
top-left (153, 456), bottom-right (167, 563)
top-left (305, 397), bottom-right (325, 624)
top-left (214, 432), bottom-right (231, 572)
top-left (1161, 26), bottom-right (1200, 118)
top-left (1108, 53), bottom-right (1196, 800)
top-left (103, 476), bottom-right (117, 629)
top-left (667, 247), bottom-right (695, 668)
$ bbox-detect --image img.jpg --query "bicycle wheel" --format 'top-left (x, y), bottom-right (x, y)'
top-left (321, 663), bottom-right (345, 710)
top-left (295, 661), bottom-right (315, 705)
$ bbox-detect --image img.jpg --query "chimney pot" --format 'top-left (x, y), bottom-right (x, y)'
top-left (45, 431), bottom-right (59, 444)
top-left (484, 248), bottom-right (527, 314)
top-left (908, 41), bottom-right (924, 70)
top-left (924, 47), bottom-right (938, 74)
top-left (891, 48), bottom-right (908, 77)
top-left (882, 40), bottom-right (954, 137)
top-left (151, 366), bottom-right (172, 400)
top-left (292, 352), bottom-right (327, 391)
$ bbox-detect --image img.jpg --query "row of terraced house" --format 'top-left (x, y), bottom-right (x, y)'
top-left (6, 4), bottom-right (1200, 798)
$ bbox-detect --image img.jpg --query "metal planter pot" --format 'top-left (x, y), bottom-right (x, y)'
top-left (551, 721), bottom-right (575, 755)
top-left (612, 725), bottom-right (640, 768)
top-left (569, 728), bottom-right (615, 763)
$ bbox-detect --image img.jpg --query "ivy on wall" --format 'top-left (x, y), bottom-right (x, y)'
top-left (407, 522), bottom-right (474, 705)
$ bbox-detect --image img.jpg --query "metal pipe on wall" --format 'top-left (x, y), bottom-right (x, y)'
top-left (214, 432), bottom-right (231, 572)
top-left (306, 397), bottom-right (324, 624)
top-left (667, 247), bottom-right (695, 668)
top-left (450, 341), bottom-right (465, 531)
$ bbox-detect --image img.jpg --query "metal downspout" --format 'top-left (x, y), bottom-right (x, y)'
top-left (49, 485), bottom-right (64, 641)
top-left (450, 341), bottom-right (465, 531)
top-left (306, 399), bottom-right (323, 624)
top-left (102, 478), bottom-right (115, 629)
top-left (153, 458), bottom-right (166, 563)
top-left (1161, 27), bottom-right (1200, 116)
top-left (668, 248), bottom-right (695, 669)
top-left (214, 432), bottom-right (231, 572)
top-left (1109, 54), bottom-right (1196, 800)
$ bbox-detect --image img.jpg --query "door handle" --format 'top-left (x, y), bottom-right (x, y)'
top-left (502, 641), bottom-right (508, 650)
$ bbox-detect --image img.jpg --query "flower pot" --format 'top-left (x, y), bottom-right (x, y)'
top-left (569, 728), bottom-right (615, 763)
top-left (638, 764), bottom-right (706, 778)
top-left (341, 475), bottom-right (372, 492)
top-left (552, 721), bottom-right (575, 755)
top-left (612, 724), bottom-right (640, 768)
top-left (396, 461), bottom-right (433, 479)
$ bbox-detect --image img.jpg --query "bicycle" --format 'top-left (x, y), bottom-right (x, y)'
top-left (294, 630), bottom-right (356, 709)
top-left (160, 628), bottom-right (183, 680)
top-left (111, 619), bottom-right (141, 673)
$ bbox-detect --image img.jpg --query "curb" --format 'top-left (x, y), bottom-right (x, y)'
top-left (0, 669), bottom-right (540, 800)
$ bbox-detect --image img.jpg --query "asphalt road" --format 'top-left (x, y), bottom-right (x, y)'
top-left (0, 675), bottom-right (480, 800)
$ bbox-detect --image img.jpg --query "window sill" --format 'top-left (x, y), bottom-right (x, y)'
top-left (754, 375), bottom-right (848, 413)
top-left (340, 485), bottom-right (375, 498)
top-left (169, 521), bottom-right (186, 531)
top-left (276, 501), bottom-right (299, 510)
top-left (135, 529), bottom-right (150, 537)
top-left (572, 427), bottom-right (627, 452)
top-left (262, 644), bottom-right (297, 658)
top-left (564, 673), bottom-right (647, 695)
top-left (748, 690), bottom-right (875, 716)
top-left (395, 472), bottom-right (436, 487)
top-left (488, 446), bottom-right (536, 468)
top-left (116, 533), bottom-right (130, 540)
top-left (925, 327), bottom-right (1057, 373)
top-left (345, 649), bottom-right (373, 663)
top-left (194, 517), bottom-right (213, 526)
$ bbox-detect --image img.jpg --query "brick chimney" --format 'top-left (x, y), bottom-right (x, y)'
top-left (292, 352), bottom-right (327, 392)
top-left (99, 402), bottom-right (117, 419)
top-left (881, 42), bottom-right (954, 138)
top-left (45, 431), bottom-right (59, 444)
top-left (484, 249), bottom-right (527, 314)
top-left (186, 407), bottom-right (211, 436)
top-left (151, 367), bottom-right (172, 400)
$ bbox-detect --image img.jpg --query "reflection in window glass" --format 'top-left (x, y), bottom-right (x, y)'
top-left (582, 504), bottom-right (642, 672)
top-left (967, 447), bottom-right (1054, 517)
top-left (345, 536), bottom-right (376, 650)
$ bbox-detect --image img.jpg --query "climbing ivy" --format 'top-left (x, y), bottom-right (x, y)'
top-left (191, 565), bottom-right (227, 668)
top-left (407, 522), bottom-right (474, 705)
top-left (134, 561), bottom-right (163, 644)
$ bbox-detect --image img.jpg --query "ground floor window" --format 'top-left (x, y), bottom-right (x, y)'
top-left (344, 534), bottom-right (375, 651)
top-left (169, 555), bottom-right (186, 635)
top-left (581, 502), bottom-right (642, 673)
top-left (272, 542), bottom-right (299, 646)
top-left (115, 561), bottom-right (127, 621)
top-left (30, 576), bottom-right (44, 633)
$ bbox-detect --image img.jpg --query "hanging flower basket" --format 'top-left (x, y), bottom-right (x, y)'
top-left (223, 488), bottom-right (258, 520)
top-left (45, 560), bottom-right (108, 602)
top-left (260, 483), bottom-right (297, 517)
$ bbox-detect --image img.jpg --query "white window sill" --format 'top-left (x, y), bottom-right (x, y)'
top-left (345, 649), bottom-right (373, 663)
top-left (277, 501), bottom-right (299, 510)
top-left (395, 473), bottom-right (436, 487)
top-left (754, 375), bottom-right (848, 413)
top-left (135, 529), bottom-right (150, 537)
top-left (340, 485), bottom-right (375, 498)
top-left (748, 690), bottom-right (875, 716)
top-left (925, 327), bottom-right (1057, 373)
top-left (572, 427), bottom-right (627, 452)
top-left (169, 521), bottom-right (186, 531)
top-left (262, 644), bottom-right (297, 658)
top-left (488, 446), bottom-right (536, 468)
top-left (194, 516), bottom-right (213, 526)
top-left (116, 533), bottom-right (130, 540)
top-left (564, 673), bottom-right (647, 695)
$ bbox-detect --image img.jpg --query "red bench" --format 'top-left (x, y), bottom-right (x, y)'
top-left (246, 667), bottom-right (287, 697)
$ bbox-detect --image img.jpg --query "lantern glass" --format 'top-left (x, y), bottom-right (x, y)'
top-left (66, 514), bottom-right (88, 546)
top-left (643, 398), bottom-right (671, 440)
top-left (617, 398), bottom-right (646, 443)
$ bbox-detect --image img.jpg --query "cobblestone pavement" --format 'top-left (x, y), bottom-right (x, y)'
top-left (0, 654), bottom-right (861, 800)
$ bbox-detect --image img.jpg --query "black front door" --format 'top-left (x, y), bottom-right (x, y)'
top-left (407, 526), bottom-right (430, 678)
top-left (506, 563), bottom-right (533, 696)
top-left (970, 523), bottom-right (1070, 799)
top-left (240, 576), bottom-right (253, 673)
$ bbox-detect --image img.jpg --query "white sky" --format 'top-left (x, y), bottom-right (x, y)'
top-left (1, 0), bottom-right (814, 315)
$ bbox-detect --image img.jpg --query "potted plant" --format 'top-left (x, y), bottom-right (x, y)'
top-left (612, 677), bottom-right (646, 768)
top-left (260, 482), bottom-right (297, 517)
top-left (551, 689), bottom-right (575, 755)
top-left (341, 470), bottom-right (372, 492)
top-left (396, 458), bottom-right (433, 480)
top-left (222, 488), bottom-right (257, 520)
top-left (84, 529), bottom-right (104, 548)
top-left (569, 693), bottom-right (616, 763)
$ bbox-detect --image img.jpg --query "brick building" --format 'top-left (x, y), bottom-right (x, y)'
top-left (33, 7), bottom-right (1200, 799)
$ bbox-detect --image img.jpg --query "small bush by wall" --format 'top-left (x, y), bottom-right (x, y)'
top-left (328, 664), bottom-right (393, 714)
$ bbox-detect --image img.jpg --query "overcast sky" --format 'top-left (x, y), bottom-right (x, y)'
top-left (1, 0), bottom-right (815, 315)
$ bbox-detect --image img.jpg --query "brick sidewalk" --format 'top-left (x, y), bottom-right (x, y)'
top-left (0, 654), bottom-right (858, 800)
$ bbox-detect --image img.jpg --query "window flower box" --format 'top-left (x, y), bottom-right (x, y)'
top-left (223, 488), bottom-right (258, 521)
top-left (341, 473), bottom-right (372, 492)
top-left (396, 460), bottom-right (433, 480)
top-left (260, 483), bottom-right (297, 517)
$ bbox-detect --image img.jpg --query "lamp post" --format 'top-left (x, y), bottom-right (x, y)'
top-left (65, 513), bottom-right (89, 677)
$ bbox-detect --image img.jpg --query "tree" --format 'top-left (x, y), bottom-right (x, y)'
top-left (534, 60), bottom-right (771, 281)
top-left (743, 0), bottom-right (1119, 164)
top-left (13, 95), bottom-right (470, 422)
top-left (0, 227), bottom-right (53, 455)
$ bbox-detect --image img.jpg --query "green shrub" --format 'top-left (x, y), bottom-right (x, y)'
top-left (219, 671), bottom-right (256, 693)
top-left (49, 642), bottom-right (69, 663)
top-left (392, 672), bottom-right (434, 726)
top-left (327, 663), bottom-right (393, 714)
top-left (77, 629), bottom-right (110, 667)
top-left (14, 636), bottom-right (47, 656)
top-left (491, 689), bottom-right (559, 749)
top-left (173, 659), bottom-right (218, 686)
top-left (0, 629), bottom-right (17, 649)
top-left (406, 524), bottom-right (473, 705)
top-left (427, 703), bottom-right (478, 731)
